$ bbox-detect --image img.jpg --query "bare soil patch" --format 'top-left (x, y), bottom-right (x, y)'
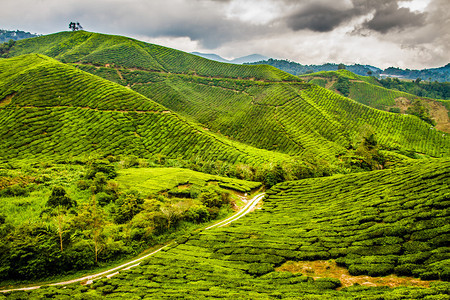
top-left (0, 92), bottom-right (16, 107)
top-left (277, 260), bottom-right (435, 289)
top-left (393, 97), bottom-right (411, 113)
top-left (176, 183), bottom-right (192, 190)
top-left (423, 100), bottom-right (450, 133)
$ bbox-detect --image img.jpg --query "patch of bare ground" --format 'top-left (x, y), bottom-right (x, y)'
top-left (394, 97), bottom-right (411, 113)
top-left (423, 99), bottom-right (450, 133)
top-left (277, 260), bottom-right (435, 290)
top-left (393, 97), bottom-right (450, 133)
top-left (0, 92), bottom-right (16, 107)
top-left (176, 183), bottom-right (192, 190)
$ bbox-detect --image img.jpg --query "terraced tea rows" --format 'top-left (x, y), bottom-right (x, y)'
top-left (5, 159), bottom-right (449, 299)
top-left (123, 71), bottom-right (450, 159)
top-left (6, 31), bottom-right (450, 162)
top-left (0, 54), bottom-right (289, 164)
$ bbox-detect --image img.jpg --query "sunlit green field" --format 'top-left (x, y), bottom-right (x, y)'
top-left (117, 167), bottom-right (261, 195)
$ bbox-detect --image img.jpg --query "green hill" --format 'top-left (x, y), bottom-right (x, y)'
top-left (0, 54), bottom-right (288, 164)
top-left (301, 70), bottom-right (450, 132)
top-left (7, 31), bottom-right (297, 82)
top-left (5, 31), bottom-right (450, 168)
top-left (6, 159), bottom-right (449, 298)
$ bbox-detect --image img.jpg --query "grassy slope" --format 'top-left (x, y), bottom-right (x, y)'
top-left (117, 167), bottom-right (261, 194)
top-left (8, 159), bottom-right (449, 299)
top-left (0, 54), bottom-right (288, 164)
top-left (7, 31), bottom-right (450, 161)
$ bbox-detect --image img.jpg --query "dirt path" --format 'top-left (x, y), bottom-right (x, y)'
top-left (0, 193), bottom-right (265, 293)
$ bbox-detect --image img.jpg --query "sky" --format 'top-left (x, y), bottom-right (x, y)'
top-left (1, 0), bottom-right (449, 69)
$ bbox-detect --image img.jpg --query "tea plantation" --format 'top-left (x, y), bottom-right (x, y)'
top-left (5, 31), bottom-right (450, 163)
top-left (3, 159), bottom-right (449, 299)
top-left (0, 54), bottom-right (289, 165)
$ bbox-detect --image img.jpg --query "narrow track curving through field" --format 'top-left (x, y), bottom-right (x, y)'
top-left (0, 193), bottom-right (265, 293)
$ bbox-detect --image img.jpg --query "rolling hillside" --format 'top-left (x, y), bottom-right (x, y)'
top-left (6, 31), bottom-right (297, 82)
top-left (301, 70), bottom-right (450, 133)
top-left (0, 54), bottom-right (288, 164)
top-left (5, 31), bottom-right (449, 164)
top-left (5, 159), bottom-right (449, 298)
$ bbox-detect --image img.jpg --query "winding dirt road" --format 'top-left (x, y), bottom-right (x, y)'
top-left (0, 193), bottom-right (265, 293)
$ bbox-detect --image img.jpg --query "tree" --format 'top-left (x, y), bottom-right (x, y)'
top-left (367, 70), bottom-right (373, 76)
top-left (338, 63), bottom-right (346, 70)
top-left (69, 22), bottom-right (83, 31)
top-left (160, 202), bottom-right (185, 230)
top-left (72, 195), bottom-right (107, 264)
top-left (43, 186), bottom-right (77, 252)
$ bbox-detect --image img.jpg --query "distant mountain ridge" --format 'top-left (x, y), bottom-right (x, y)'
top-left (191, 52), bottom-right (269, 64)
top-left (247, 59), bottom-right (450, 82)
top-left (0, 29), bottom-right (40, 43)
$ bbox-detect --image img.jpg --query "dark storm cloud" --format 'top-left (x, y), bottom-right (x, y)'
top-left (362, 1), bottom-right (426, 33)
top-left (284, 0), bottom-right (427, 34)
top-left (0, 0), bottom-right (447, 68)
top-left (286, 3), bottom-right (354, 32)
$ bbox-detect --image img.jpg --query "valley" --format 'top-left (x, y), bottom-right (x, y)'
top-left (0, 30), bottom-right (449, 299)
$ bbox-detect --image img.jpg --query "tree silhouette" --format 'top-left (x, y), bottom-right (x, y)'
top-left (69, 22), bottom-right (83, 31)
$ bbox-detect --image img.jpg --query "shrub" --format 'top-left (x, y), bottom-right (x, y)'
top-left (46, 186), bottom-right (77, 209)
top-left (86, 160), bottom-right (117, 179)
top-left (314, 277), bottom-right (342, 289)
top-left (0, 184), bottom-right (30, 197)
top-left (247, 263), bottom-right (274, 276)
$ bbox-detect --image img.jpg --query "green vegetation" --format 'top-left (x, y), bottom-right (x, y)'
top-left (1, 31), bottom-right (449, 298)
top-left (0, 158), bottom-right (263, 282)
top-left (117, 167), bottom-right (261, 195)
top-left (0, 54), bottom-right (291, 166)
top-left (79, 65), bottom-right (449, 163)
top-left (377, 77), bottom-right (450, 100)
top-left (4, 160), bottom-right (449, 298)
top-left (7, 31), bottom-right (298, 82)
top-left (248, 58), bottom-right (450, 82)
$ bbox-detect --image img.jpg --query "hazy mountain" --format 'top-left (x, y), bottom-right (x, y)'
top-left (191, 52), bottom-right (269, 64)
top-left (0, 29), bottom-right (40, 43)
top-left (247, 59), bottom-right (449, 82)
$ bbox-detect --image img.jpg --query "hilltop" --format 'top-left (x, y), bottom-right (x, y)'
top-left (6, 31), bottom-right (296, 82)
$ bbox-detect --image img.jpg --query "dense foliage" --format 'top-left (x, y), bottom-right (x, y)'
top-left (301, 70), bottom-right (450, 131)
top-left (0, 54), bottom-right (289, 165)
top-left (377, 77), bottom-right (450, 100)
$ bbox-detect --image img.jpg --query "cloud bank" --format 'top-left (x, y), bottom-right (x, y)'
top-left (0, 0), bottom-right (448, 68)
